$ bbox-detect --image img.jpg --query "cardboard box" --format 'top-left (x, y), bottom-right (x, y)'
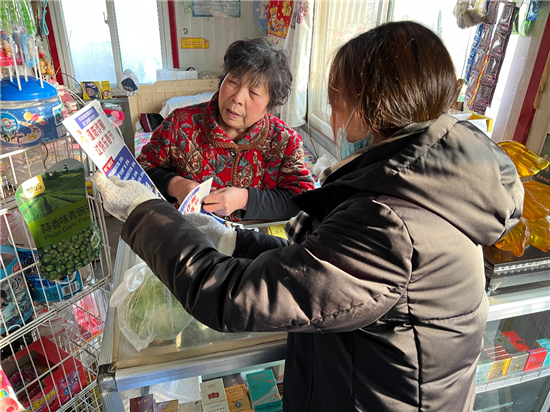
top-left (245, 370), bottom-right (282, 411)
top-left (225, 384), bottom-right (253, 412)
top-left (2, 337), bottom-right (87, 411)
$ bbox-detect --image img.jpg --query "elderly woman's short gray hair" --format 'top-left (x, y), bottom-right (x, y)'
top-left (219, 37), bottom-right (292, 112)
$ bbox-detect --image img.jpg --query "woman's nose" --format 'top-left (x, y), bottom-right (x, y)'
top-left (232, 87), bottom-right (246, 105)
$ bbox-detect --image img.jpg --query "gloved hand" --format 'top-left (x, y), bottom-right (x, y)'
top-left (184, 212), bottom-right (237, 256)
top-left (93, 172), bottom-right (157, 221)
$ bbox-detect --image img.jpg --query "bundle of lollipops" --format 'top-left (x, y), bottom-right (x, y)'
top-left (494, 141), bottom-right (550, 257)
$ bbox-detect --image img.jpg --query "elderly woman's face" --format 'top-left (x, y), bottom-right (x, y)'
top-left (218, 73), bottom-right (270, 138)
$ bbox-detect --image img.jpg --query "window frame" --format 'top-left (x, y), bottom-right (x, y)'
top-left (49, 0), bottom-right (169, 93)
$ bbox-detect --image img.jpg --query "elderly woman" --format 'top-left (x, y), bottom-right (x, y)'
top-left (96, 22), bottom-right (523, 411)
top-left (138, 37), bottom-right (314, 221)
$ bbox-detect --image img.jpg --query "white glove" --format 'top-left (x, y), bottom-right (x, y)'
top-left (93, 172), bottom-right (156, 221)
top-left (184, 212), bottom-right (237, 256)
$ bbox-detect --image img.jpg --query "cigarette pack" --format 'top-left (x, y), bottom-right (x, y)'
top-left (476, 350), bottom-right (493, 383)
top-left (535, 339), bottom-right (550, 366)
top-left (525, 347), bottom-right (548, 371)
top-left (245, 370), bottom-right (282, 411)
top-left (225, 384), bottom-right (253, 412)
top-left (130, 394), bottom-right (154, 412)
top-left (483, 344), bottom-right (512, 379)
top-left (155, 400), bottom-right (179, 412)
top-left (200, 378), bottom-right (230, 412)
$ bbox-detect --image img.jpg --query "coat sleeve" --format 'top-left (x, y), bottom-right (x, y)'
top-left (122, 198), bottom-right (413, 334)
top-left (233, 226), bottom-right (289, 259)
top-left (275, 128), bottom-right (315, 195)
top-left (243, 187), bottom-right (301, 220)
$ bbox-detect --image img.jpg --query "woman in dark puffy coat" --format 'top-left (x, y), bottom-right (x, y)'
top-left (95, 21), bottom-right (524, 411)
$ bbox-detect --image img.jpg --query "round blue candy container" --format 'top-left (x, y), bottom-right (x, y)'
top-left (0, 77), bottom-right (67, 153)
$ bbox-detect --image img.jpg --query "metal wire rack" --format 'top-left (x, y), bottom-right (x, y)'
top-left (1, 136), bottom-right (111, 412)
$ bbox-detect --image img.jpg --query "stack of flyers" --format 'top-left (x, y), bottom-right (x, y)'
top-left (63, 101), bottom-right (224, 222)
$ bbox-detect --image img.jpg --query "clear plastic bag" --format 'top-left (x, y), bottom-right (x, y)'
top-left (119, 69), bottom-right (139, 96)
top-left (110, 259), bottom-right (193, 351)
top-left (454, 0), bottom-right (487, 29)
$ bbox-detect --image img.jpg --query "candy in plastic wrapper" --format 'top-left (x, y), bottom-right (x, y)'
top-left (465, 25), bottom-right (484, 81)
top-left (479, 23), bottom-right (495, 50)
top-left (484, 0), bottom-right (499, 25)
top-left (480, 55), bottom-right (501, 86)
top-left (498, 3), bottom-right (516, 30)
top-left (464, 70), bottom-right (480, 104)
top-left (526, 0), bottom-right (540, 21)
top-left (471, 52), bottom-right (486, 72)
top-left (489, 31), bottom-right (509, 57)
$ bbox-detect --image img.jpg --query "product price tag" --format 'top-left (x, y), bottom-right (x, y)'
top-left (475, 384), bottom-right (487, 393)
top-left (503, 376), bottom-right (522, 387)
top-left (486, 380), bottom-right (505, 391)
top-left (538, 367), bottom-right (550, 377)
top-left (521, 371), bottom-right (540, 382)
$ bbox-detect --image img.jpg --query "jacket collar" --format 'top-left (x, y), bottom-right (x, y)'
top-left (319, 120), bottom-right (435, 185)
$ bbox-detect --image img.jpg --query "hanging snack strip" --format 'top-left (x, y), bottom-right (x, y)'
top-left (466, 2), bottom-right (517, 115)
top-left (463, 1), bottom-right (498, 105)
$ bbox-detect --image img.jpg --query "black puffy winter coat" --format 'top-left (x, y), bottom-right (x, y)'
top-left (122, 114), bottom-right (524, 411)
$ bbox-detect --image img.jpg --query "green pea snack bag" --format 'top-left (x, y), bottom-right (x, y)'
top-left (15, 159), bottom-right (102, 280)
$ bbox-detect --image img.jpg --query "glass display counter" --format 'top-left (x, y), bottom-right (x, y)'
top-left (98, 240), bottom-right (550, 411)
top-left (98, 240), bottom-right (287, 410)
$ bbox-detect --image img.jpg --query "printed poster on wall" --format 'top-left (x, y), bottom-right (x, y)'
top-left (267, 0), bottom-right (293, 46)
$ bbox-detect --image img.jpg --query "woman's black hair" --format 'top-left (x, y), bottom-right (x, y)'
top-left (329, 21), bottom-right (458, 138)
top-left (219, 37), bottom-right (292, 111)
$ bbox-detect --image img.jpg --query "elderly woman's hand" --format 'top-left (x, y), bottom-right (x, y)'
top-left (203, 187), bottom-right (249, 217)
top-left (167, 176), bottom-right (200, 205)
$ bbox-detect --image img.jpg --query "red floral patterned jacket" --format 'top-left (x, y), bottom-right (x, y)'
top-left (137, 93), bottom-right (314, 219)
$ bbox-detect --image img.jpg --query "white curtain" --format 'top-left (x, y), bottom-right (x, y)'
top-left (267, 1), bottom-right (315, 128)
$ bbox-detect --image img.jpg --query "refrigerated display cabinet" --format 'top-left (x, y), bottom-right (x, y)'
top-left (98, 241), bottom-right (550, 412)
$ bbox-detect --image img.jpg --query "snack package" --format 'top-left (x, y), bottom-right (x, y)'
top-left (0, 368), bottom-right (25, 412)
top-left (15, 159), bottom-right (103, 280)
top-left (81, 81), bottom-right (101, 100)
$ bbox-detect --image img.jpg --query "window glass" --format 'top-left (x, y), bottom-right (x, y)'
top-left (309, 0), bottom-right (517, 140)
top-left (60, 0), bottom-right (117, 83)
top-left (113, 0), bottom-right (162, 85)
top-left (390, 0), bottom-right (475, 79)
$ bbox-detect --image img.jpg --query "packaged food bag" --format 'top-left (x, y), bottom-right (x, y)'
top-left (110, 260), bottom-right (192, 351)
top-left (15, 159), bottom-right (103, 280)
